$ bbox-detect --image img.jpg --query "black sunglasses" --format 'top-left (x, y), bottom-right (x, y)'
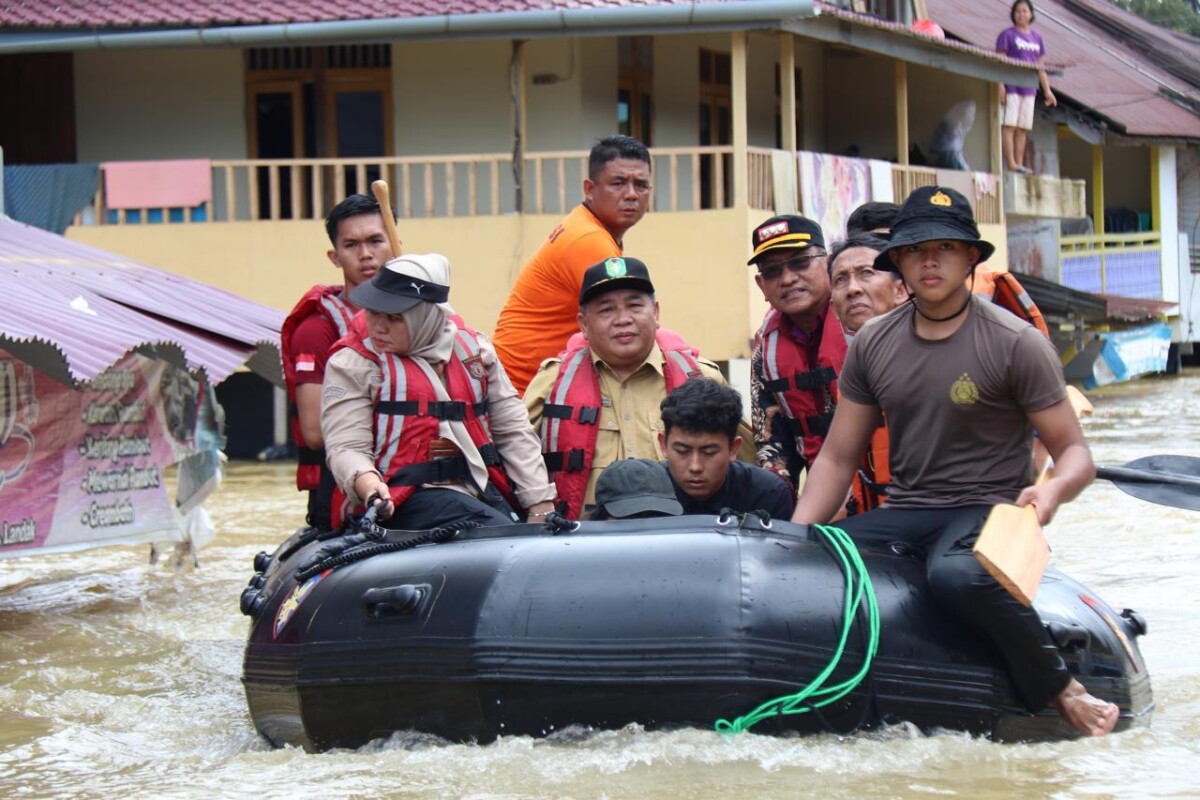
top-left (757, 251), bottom-right (827, 281)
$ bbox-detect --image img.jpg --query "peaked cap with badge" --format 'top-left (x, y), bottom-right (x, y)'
top-left (874, 186), bottom-right (995, 272)
top-left (747, 214), bottom-right (826, 265)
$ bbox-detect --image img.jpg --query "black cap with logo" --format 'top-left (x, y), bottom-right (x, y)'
top-left (579, 256), bottom-right (655, 305)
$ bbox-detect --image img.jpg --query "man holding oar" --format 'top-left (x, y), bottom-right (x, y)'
top-left (281, 195), bottom-right (396, 530)
top-left (792, 186), bottom-right (1118, 737)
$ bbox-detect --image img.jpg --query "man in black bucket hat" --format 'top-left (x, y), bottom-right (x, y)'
top-left (791, 186), bottom-right (1118, 737)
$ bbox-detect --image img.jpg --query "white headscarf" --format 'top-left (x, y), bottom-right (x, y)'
top-left (380, 254), bottom-right (489, 493)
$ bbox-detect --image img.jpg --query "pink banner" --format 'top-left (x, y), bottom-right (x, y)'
top-left (797, 152), bottom-right (872, 243)
top-left (0, 351), bottom-right (207, 558)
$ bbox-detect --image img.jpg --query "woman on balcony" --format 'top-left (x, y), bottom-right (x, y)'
top-left (996, 0), bottom-right (1057, 173)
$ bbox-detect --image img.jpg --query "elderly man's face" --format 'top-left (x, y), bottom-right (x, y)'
top-left (753, 246), bottom-right (831, 328)
top-left (830, 246), bottom-right (908, 332)
top-left (578, 289), bottom-right (659, 373)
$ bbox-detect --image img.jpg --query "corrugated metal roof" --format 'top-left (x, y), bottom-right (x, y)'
top-left (0, 218), bottom-right (282, 387)
top-left (926, 0), bottom-right (1200, 141)
top-left (0, 0), bottom-right (720, 29)
top-left (813, 1), bottom-right (1045, 74)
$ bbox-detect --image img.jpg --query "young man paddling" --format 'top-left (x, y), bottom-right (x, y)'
top-left (791, 186), bottom-right (1118, 737)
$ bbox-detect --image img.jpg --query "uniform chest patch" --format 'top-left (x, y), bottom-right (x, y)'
top-left (950, 372), bottom-right (980, 405)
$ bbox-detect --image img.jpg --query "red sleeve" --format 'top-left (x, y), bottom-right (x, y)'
top-left (288, 314), bottom-right (340, 385)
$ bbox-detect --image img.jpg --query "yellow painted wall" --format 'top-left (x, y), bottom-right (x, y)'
top-left (67, 207), bottom-right (758, 360)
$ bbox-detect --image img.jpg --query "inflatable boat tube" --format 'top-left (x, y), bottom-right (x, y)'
top-left (240, 513), bottom-right (1152, 751)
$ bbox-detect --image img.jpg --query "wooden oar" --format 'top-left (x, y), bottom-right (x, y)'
top-left (975, 386), bottom-right (1094, 607)
top-left (370, 180), bottom-right (403, 257)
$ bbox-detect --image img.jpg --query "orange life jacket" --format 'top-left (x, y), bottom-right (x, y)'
top-left (329, 315), bottom-right (515, 527)
top-left (850, 422), bottom-right (891, 514)
top-left (757, 306), bottom-right (848, 466)
top-left (280, 285), bottom-right (356, 491)
top-left (971, 267), bottom-right (1050, 338)
top-left (539, 328), bottom-right (703, 519)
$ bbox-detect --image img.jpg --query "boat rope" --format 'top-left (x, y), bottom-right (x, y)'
top-left (292, 519), bottom-right (479, 583)
top-left (714, 523), bottom-right (880, 735)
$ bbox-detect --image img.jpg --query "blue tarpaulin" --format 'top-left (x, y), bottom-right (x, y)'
top-left (3, 163), bottom-right (99, 234)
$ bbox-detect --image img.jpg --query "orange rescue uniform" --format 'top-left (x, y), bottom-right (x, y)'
top-left (493, 204), bottom-right (621, 394)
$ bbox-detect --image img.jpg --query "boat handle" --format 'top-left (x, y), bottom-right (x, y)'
top-left (361, 584), bottom-right (428, 619)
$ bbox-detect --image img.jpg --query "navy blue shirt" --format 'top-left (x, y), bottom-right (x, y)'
top-left (669, 460), bottom-right (795, 519)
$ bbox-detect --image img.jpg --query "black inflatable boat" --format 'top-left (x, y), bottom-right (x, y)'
top-left (240, 512), bottom-right (1152, 751)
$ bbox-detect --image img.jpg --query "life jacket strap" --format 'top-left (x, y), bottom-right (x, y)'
top-left (297, 446), bottom-right (325, 467)
top-left (387, 454), bottom-right (471, 487)
top-left (376, 399), bottom-right (469, 421)
top-left (543, 403), bottom-right (600, 424)
top-left (789, 411), bottom-right (834, 438)
top-left (544, 449), bottom-right (587, 473)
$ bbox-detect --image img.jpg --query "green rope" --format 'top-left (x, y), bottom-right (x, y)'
top-left (714, 523), bottom-right (881, 735)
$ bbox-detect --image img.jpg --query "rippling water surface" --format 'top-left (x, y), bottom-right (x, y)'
top-left (2, 374), bottom-right (1198, 799)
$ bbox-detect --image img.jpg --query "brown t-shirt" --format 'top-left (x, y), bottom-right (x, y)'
top-left (838, 297), bottom-right (1065, 507)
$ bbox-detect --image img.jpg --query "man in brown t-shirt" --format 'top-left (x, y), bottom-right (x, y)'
top-left (792, 186), bottom-right (1118, 738)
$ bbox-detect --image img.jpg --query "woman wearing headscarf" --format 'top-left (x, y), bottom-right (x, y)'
top-left (321, 253), bottom-right (558, 530)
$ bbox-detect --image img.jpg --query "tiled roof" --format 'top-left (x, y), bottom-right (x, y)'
top-left (3, 0), bottom-right (714, 29)
top-left (926, 0), bottom-right (1200, 140)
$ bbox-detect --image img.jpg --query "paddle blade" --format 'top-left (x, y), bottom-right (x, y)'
top-left (974, 503), bottom-right (1049, 607)
top-left (1096, 455), bottom-right (1200, 512)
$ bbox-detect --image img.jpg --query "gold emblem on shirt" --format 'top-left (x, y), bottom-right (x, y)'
top-left (950, 372), bottom-right (979, 405)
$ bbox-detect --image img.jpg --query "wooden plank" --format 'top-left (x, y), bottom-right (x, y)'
top-left (447, 161), bottom-right (456, 216)
top-left (290, 166), bottom-right (301, 219)
top-left (334, 163), bottom-right (346, 203)
top-left (268, 165), bottom-right (280, 220)
top-left (225, 166), bottom-right (236, 222)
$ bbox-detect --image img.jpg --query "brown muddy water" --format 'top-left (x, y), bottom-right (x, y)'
top-left (1, 374), bottom-right (1198, 799)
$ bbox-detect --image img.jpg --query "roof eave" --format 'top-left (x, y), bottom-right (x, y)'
top-left (0, 0), bottom-right (817, 54)
top-left (786, 15), bottom-right (1040, 88)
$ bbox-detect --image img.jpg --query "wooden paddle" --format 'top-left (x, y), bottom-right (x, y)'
top-left (975, 385), bottom-right (1094, 606)
top-left (370, 180), bottom-right (403, 257)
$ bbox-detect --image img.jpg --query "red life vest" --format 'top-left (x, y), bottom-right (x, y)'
top-left (329, 316), bottom-right (516, 527)
top-left (280, 285), bottom-right (357, 491)
top-left (971, 267), bottom-right (1050, 338)
top-left (757, 306), bottom-right (848, 466)
top-left (540, 328), bottom-right (703, 519)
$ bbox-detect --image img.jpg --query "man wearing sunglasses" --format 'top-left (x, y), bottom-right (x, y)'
top-left (748, 215), bottom-right (847, 494)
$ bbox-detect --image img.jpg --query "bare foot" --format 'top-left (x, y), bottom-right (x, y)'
top-left (1053, 678), bottom-right (1119, 737)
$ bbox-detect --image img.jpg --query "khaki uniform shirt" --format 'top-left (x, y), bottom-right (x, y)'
top-left (322, 333), bottom-right (557, 510)
top-left (525, 343), bottom-right (727, 507)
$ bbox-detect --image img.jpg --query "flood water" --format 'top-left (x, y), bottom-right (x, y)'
top-left (1, 374), bottom-right (1198, 799)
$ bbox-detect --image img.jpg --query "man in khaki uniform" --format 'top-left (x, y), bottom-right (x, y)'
top-left (524, 256), bottom-right (727, 518)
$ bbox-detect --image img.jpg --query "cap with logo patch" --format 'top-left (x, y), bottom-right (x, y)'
top-left (747, 215), bottom-right (826, 265)
top-left (579, 256), bottom-right (655, 306)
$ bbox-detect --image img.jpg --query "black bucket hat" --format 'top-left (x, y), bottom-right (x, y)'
top-left (874, 186), bottom-right (995, 272)
top-left (593, 459), bottom-right (683, 519)
top-left (349, 254), bottom-right (451, 314)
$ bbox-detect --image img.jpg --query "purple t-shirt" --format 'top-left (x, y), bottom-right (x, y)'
top-left (995, 26), bottom-right (1045, 97)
